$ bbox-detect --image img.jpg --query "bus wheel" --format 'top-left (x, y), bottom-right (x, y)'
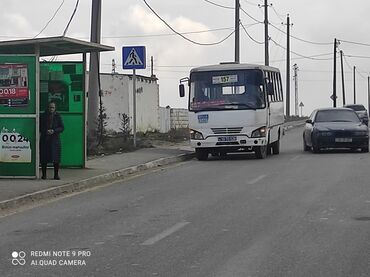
top-left (272, 139), bottom-right (280, 154)
top-left (196, 149), bottom-right (208, 161)
top-left (255, 145), bottom-right (267, 159)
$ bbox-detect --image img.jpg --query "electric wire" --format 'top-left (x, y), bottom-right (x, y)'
top-left (240, 20), bottom-right (264, 44)
top-left (339, 39), bottom-right (370, 47)
top-left (100, 27), bottom-right (235, 39)
top-left (271, 4), bottom-right (284, 21)
top-left (343, 54), bottom-right (370, 79)
top-left (357, 69), bottom-right (367, 79)
top-left (62, 0), bottom-right (80, 36)
top-left (240, 5), bottom-right (263, 23)
top-left (344, 54), bottom-right (370, 59)
top-left (343, 54), bottom-right (353, 71)
top-left (269, 23), bottom-right (332, 45)
top-left (142, 0), bottom-right (235, 46)
top-left (241, 0), bottom-right (259, 6)
top-left (34, 0), bottom-right (65, 38)
top-left (270, 23), bottom-right (285, 64)
top-left (203, 0), bottom-right (234, 9)
top-left (270, 38), bottom-right (333, 60)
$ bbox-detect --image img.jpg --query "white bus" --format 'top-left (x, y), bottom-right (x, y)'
top-left (179, 63), bottom-right (284, 160)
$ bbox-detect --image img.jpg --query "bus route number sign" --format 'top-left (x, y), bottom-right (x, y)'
top-left (212, 75), bottom-right (238, 85)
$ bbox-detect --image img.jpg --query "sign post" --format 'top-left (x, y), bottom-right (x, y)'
top-left (122, 46), bottom-right (146, 147)
top-left (299, 101), bottom-right (304, 117)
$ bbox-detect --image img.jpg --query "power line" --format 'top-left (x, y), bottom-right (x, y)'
top-left (343, 54), bottom-right (370, 79)
top-left (339, 39), bottom-right (370, 47)
top-left (343, 54), bottom-right (353, 71)
top-left (63, 0), bottom-right (80, 36)
top-left (241, 0), bottom-right (259, 6)
top-left (357, 69), bottom-right (367, 79)
top-left (203, 0), bottom-right (234, 9)
top-left (142, 0), bottom-right (235, 46)
top-left (100, 27), bottom-right (235, 39)
top-left (270, 38), bottom-right (333, 60)
top-left (271, 4), bottom-right (284, 21)
top-left (269, 23), bottom-right (332, 45)
top-left (344, 54), bottom-right (370, 59)
top-left (34, 0), bottom-right (65, 38)
top-left (240, 20), bottom-right (264, 44)
top-left (270, 22), bottom-right (285, 63)
top-left (240, 5), bottom-right (263, 23)
top-left (300, 69), bottom-right (351, 73)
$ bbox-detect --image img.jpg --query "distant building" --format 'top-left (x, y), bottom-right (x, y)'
top-left (99, 73), bottom-right (160, 133)
top-left (159, 107), bottom-right (189, 133)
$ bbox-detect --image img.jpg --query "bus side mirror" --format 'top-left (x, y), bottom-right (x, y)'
top-left (267, 83), bottom-right (274, 95)
top-left (179, 84), bottom-right (185, 97)
top-left (306, 119), bottom-right (313, 124)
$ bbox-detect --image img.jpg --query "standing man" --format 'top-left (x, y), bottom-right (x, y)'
top-left (40, 101), bottom-right (64, 180)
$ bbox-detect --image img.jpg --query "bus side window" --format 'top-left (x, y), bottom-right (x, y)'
top-left (277, 73), bottom-right (283, 101)
top-left (272, 72), bottom-right (279, 101)
top-left (266, 71), bottom-right (275, 103)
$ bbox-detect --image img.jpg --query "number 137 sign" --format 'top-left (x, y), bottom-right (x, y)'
top-left (0, 131), bottom-right (31, 163)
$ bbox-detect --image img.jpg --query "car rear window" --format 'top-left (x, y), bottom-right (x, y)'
top-left (315, 110), bottom-right (360, 123)
top-left (344, 105), bottom-right (366, 111)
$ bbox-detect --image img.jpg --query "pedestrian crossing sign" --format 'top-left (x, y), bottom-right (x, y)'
top-left (122, 46), bottom-right (146, 70)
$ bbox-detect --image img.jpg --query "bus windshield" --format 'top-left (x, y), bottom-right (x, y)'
top-left (189, 69), bottom-right (266, 112)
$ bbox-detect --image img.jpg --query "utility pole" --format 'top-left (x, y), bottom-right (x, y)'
top-left (340, 50), bottom-right (346, 105)
top-left (150, 56), bottom-right (154, 77)
top-left (299, 102), bottom-right (304, 117)
top-left (264, 0), bottom-right (269, 66)
top-left (111, 59), bottom-right (116, 74)
top-left (293, 63), bottom-right (299, 116)
top-left (234, 0), bottom-right (240, 63)
top-left (353, 66), bottom-right (356, 104)
top-left (87, 0), bottom-right (102, 150)
top-left (368, 76), bottom-right (370, 112)
top-left (284, 14), bottom-right (292, 118)
top-left (332, 38), bottom-right (338, 107)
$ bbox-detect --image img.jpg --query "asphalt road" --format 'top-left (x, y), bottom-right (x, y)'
top-left (1, 126), bottom-right (370, 277)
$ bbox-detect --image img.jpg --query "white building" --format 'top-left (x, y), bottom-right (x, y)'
top-left (99, 73), bottom-right (160, 133)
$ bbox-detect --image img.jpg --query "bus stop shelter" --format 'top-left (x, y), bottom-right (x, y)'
top-left (0, 36), bottom-right (114, 178)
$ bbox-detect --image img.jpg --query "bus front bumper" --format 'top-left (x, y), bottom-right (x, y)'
top-left (191, 136), bottom-right (267, 149)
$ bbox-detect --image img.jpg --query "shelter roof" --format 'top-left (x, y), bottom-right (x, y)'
top-left (0, 36), bottom-right (114, 57)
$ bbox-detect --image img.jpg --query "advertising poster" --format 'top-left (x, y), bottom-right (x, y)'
top-left (0, 129), bottom-right (31, 163)
top-left (0, 118), bottom-right (36, 176)
top-left (0, 64), bottom-right (29, 107)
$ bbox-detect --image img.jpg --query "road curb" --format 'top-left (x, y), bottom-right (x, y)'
top-left (0, 152), bottom-right (195, 212)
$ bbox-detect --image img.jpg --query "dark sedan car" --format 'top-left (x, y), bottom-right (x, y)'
top-left (343, 104), bottom-right (368, 126)
top-left (303, 108), bottom-right (369, 153)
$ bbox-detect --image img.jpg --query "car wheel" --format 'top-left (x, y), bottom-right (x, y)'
top-left (303, 137), bottom-right (310, 151)
top-left (196, 149), bottom-right (208, 161)
top-left (255, 145), bottom-right (267, 159)
top-left (272, 139), bottom-right (280, 154)
top-left (220, 151), bottom-right (227, 157)
top-left (312, 143), bottom-right (320, 153)
top-left (362, 147), bottom-right (369, 153)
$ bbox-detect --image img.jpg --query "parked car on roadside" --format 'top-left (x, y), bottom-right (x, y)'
top-left (343, 104), bottom-right (368, 126)
top-left (303, 107), bottom-right (369, 153)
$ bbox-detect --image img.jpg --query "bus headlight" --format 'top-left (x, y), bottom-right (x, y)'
top-left (190, 129), bottom-right (204, 140)
top-left (251, 127), bottom-right (267, 138)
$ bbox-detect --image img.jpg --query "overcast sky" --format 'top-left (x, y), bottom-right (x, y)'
top-left (2, 0), bottom-right (370, 115)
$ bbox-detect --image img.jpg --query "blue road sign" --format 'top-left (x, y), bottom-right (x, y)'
top-left (122, 46), bottom-right (146, 70)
